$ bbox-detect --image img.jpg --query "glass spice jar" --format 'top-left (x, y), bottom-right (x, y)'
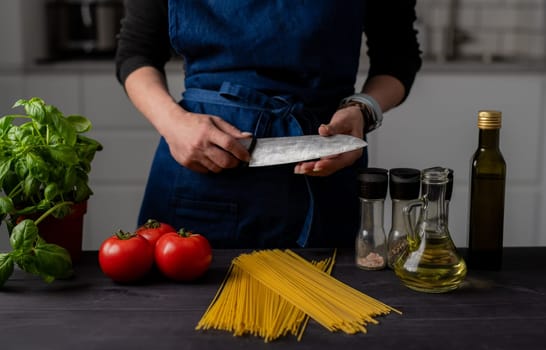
top-left (355, 168), bottom-right (388, 270)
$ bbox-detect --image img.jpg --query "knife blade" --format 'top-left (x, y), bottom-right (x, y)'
top-left (239, 134), bottom-right (367, 167)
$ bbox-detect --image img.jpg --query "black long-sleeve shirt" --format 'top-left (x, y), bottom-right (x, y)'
top-left (115, 0), bottom-right (422, 99)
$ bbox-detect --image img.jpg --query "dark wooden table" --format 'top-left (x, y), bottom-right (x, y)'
top-left (1, 248), bottom-right (545, 350)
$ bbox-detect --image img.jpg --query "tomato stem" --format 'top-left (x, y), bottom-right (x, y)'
top-left (143, 218), bottom-right (161, 229)
top-left (177, 228), bottom-right (191, 237)
top-left (115, 230), bottom-right (138, 240)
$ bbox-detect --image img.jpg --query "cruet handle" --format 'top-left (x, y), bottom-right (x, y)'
top-left (402, 199), bottom-right (423, 250)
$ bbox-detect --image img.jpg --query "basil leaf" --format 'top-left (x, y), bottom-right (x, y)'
top-left (49, 144), bottom-right (79, 165)
top-left (12, 98), bottom-right (27, 108)
top-left (63, 167), bottom-right (77, 191)
top-left (74, 179), bottom-right (92, 202)
top-left (10, 219), bottom-right (39, 251)
top-left (66, 115), bottom-right (92, 133)
top-left (1, 171), bottom-right (18, 194)
top-left (34, 241), bottom-right (73, 280)
top-left (0, 159), bottom-right (13, 184)
top-left (52, 112), bottom-right (77, 146)
top-left (0, 196), bottom-right (15, 215)
top-left (26, 152), bottom-right (49, 183)
top-left (14, 158), bottom-right (28, 179)
top-left (0, 116), bottom-right (15, 136)
top-left (0, 253), bottom-right (14, 287)
top-left (25, 98), bottom-right (47, 123)
top-left (52, 204), bottom-right (71, 219)
top-left (7, 125), bottom-right (22, 142)
top-left (23, 175), bottom-right (40, 198)
top-left (36, 199), bottom-right (51, 211)
top-left (13, 252), bottom-right (41, 277)
top-left (44, 183), bottom-right (60, 201)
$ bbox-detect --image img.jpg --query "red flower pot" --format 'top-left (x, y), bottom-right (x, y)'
top-left (37, 201), bottom-right (87, 263)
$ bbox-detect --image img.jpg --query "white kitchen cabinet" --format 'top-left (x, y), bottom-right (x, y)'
top-left (81, 73), bottom-right (161, 248)
top-left (367, 72), bottom-right (545, 247)
top-left (23, 73), bottom-right (80, 113)
top-left (82, 72), bottom-right (153, 130)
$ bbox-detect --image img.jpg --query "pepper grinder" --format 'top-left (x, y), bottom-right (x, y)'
top-left (355, 168), bottom-right (388, 270)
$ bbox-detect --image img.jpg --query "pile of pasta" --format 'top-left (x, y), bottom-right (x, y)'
top-left (195, 249), bottom-right (400, 342)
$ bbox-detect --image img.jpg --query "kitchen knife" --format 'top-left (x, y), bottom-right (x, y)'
top-left (239, 134), bottom-right (367, 167)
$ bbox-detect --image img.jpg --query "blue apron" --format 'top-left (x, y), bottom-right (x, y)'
top-left (138, 0), bottom-right (368, 248)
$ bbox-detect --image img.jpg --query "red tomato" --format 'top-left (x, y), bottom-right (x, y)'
top-left (136, 219), bottom-right (176, 247)
top-left (155, 229), bottom-right (212, 282)
top-left (98, 230), bottom-right (154, 283)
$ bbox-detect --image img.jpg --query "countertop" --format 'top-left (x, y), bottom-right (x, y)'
top-left (1, 248), bottom-right (545, 350)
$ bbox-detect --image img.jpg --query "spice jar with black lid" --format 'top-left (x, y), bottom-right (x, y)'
top-left (387, 168), bottom-right (421, 269)
top-left (355, 168), bottom-right (388, 270)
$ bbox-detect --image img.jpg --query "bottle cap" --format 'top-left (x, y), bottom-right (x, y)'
top-left (478, 110), bottom-right (502, 129)
top-left (357, 167), bottom-right (388, 199)
top-left (389, 168), bottom-right (420, 200)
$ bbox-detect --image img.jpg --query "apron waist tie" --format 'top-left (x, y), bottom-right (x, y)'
top-left (183, 82), bottom-right (314, 247)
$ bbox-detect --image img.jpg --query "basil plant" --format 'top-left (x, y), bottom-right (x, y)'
top-left (0, 97), bottom-right (102, 287)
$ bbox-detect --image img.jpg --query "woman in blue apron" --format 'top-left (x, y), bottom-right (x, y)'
top-left (115, 0), bottom-right (421, 248)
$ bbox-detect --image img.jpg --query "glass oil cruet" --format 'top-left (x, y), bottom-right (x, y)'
top-left (393, 167), bottom-right (467, 293)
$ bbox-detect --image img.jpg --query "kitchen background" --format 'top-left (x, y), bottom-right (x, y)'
top-left (1, 0), bottom-right (545, 251)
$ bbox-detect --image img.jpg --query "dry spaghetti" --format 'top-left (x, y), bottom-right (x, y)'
top-left (196, 249), bottom-right (400, 342)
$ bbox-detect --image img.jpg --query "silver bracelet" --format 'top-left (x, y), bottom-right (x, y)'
top-left (339, 93), bottom-right (383, 133)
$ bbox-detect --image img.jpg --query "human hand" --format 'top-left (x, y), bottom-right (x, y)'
top-left (163, 107), bottom-right (251, 173)
top-left (294, 105), bottom-right (364, 176)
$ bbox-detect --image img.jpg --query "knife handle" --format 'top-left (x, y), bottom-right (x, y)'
top-left (238, 136), bottom-right (256, 168)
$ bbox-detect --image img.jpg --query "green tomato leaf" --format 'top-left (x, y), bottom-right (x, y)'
top-left (10, 219), bottom-right (39, 251)
top-left (0, 253), bottom-right (15, 287)
top-left (34, 241), bottom-right (73, 280)
top-left (66, 115), bottom-right (92, 133)
top-left (0, 196), bottom-right (15, 215)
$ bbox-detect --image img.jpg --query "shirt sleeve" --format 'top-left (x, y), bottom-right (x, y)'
top-left (115, 0), bottom-right (172, 86)
top-left (363, 0), bottom-right (422, 102)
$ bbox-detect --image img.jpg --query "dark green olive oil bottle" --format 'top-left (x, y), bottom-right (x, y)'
top-left (467, 110), bottom-right (506, 270)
